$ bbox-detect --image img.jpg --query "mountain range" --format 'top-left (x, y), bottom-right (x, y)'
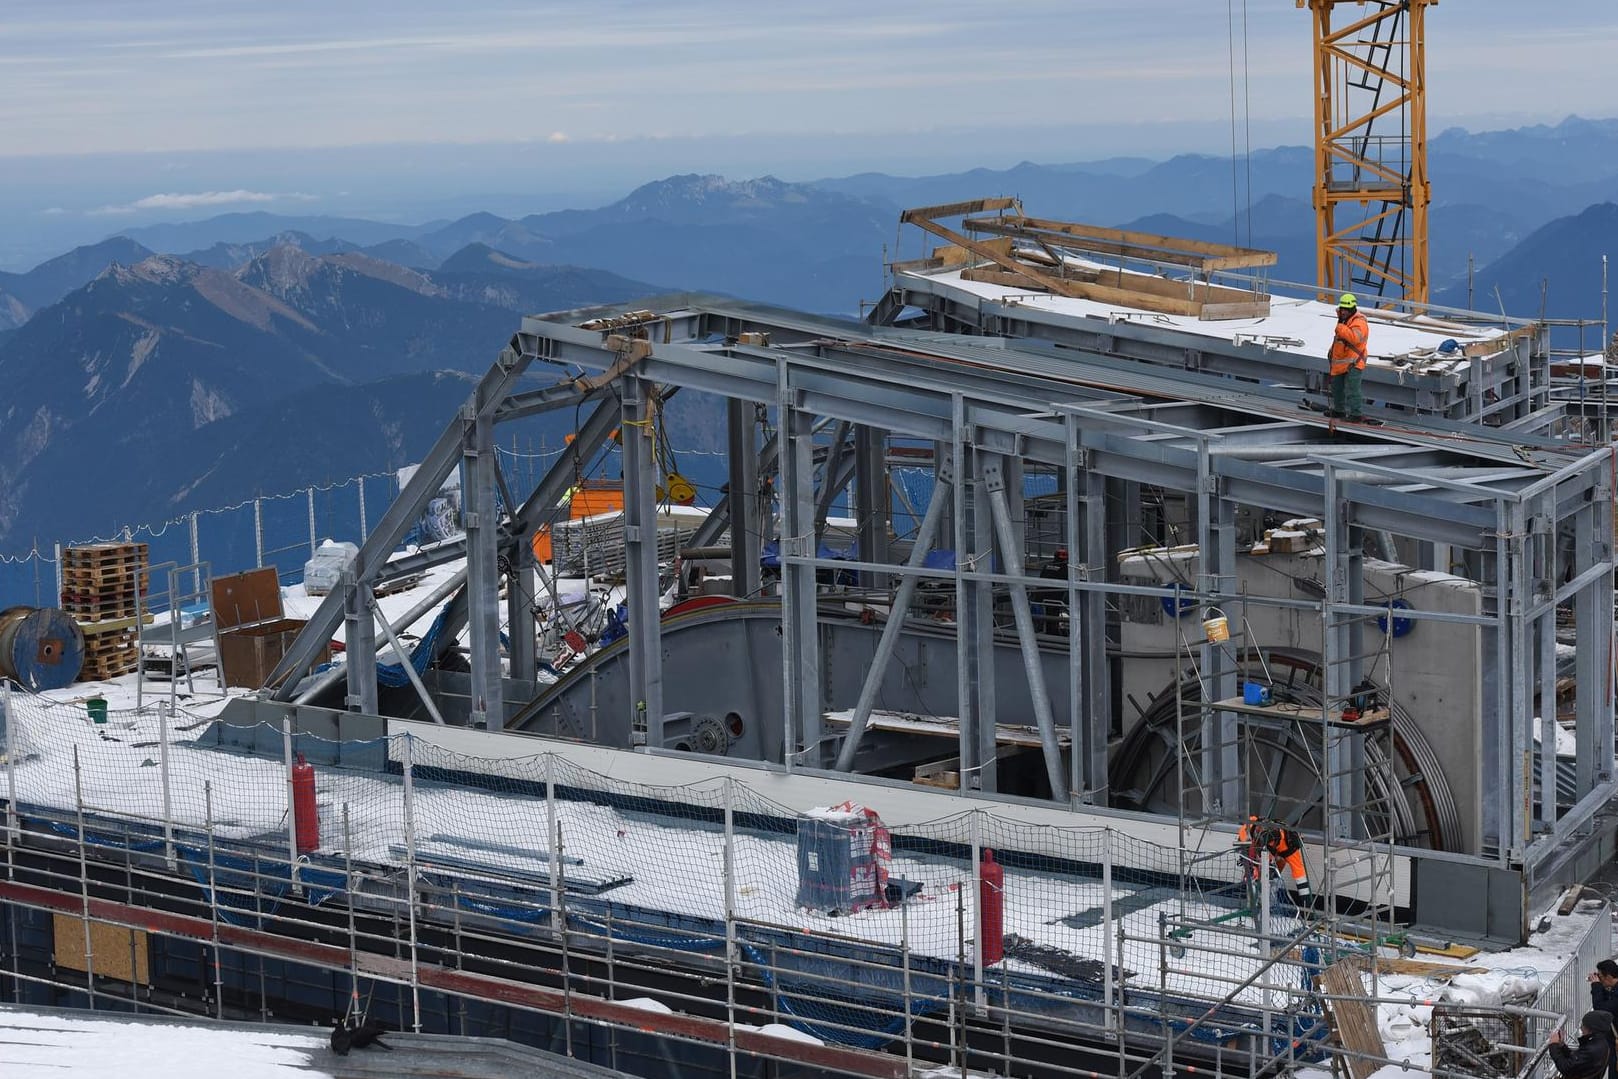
top-left (0, 245), bottom-right (658, 548)
top-left (0, 115), bottom-right (1615, 554)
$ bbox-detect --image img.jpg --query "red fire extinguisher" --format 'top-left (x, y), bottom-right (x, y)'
top-left (292, 752), bottom-right (319, 854)
top-left (979, 848), bottom-right (1005, 966)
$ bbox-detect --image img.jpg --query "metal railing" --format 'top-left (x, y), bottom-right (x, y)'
top-left (0, 687), bottom-right (1600, 1079)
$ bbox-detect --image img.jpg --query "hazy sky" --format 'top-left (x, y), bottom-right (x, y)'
top-left (0, 0), bottom-right (1613, 266)
top-left (6, 0), bottom-right (1614, 156)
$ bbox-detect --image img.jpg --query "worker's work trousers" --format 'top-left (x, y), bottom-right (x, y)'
top-left (1329, 365), bottom-right (1363, 419)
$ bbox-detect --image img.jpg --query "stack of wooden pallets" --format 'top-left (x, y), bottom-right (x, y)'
top-left (60, 542), bottom-right (149, 681)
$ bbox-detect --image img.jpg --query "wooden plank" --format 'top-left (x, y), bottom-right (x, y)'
top-left (1558, 884), bottom-right (1586, 916)
top-left (1319, 957), bottom-right (1386, 1079)
top-left (77, 614), bottom-right (153, 635)
top-left (1200, 301), bottom-right (1274, 320)
top-left (1373, 957), bottom-right (1487, 978)
top-left (1337, 930), bottom-right (1480, 959)
top-left (900, 197), bottom-right (1019, 223)
top-left (966, 215), bottom-right (1279, 272)
top-left (52, 913), bottom-right (150, 983)
top-left (1009, 214), bottom-right (1279, 264)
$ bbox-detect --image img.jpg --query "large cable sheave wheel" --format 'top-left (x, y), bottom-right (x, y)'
top-left (1108, 647), bottom-right (1461, 851)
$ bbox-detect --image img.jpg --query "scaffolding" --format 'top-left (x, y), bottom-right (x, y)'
top-left (1147, 554), bottom-right (1407, 1072)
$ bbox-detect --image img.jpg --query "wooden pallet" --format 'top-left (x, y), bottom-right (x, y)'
top-left (62, 599), bottom-right (139, 622)
top-left (61, 544), bottom-right (150, 615)
top-left (79, 633), bottom-right (138, 680)
top-left (79, 650), bottom-right (138, 681)
top-left (62, 542), bottom-right (148, 567)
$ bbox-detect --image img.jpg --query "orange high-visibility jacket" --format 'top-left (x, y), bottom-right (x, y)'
top-left (1328, 310), bottom-right (1370, 375)
top-left (1237, 819), bottom-right (1309, 886)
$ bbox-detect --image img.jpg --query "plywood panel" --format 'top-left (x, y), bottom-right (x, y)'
top-left (53, 914), bottom-right (150, 983)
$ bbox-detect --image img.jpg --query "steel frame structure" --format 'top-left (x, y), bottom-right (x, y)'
top-left (254, 291), bottom-right (1613, 940)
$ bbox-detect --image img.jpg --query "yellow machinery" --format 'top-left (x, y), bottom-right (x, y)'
top-left (1300, 0), bottom-right (1434, 306)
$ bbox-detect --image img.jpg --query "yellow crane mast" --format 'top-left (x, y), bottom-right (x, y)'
top-left (1300, 0), bottom-right (1434, 306)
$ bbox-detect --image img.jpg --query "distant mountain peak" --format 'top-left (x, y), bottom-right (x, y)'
top-left (237, 243), bottom-right (324, 294)
top-left (113, 254), bottom-right (196, 286)
top-left (326, 251), bottom-right (440, 295)
top-left (616, 173), bottom-right (810, 215)
top-left (235, 243), bottom-right (440, 300)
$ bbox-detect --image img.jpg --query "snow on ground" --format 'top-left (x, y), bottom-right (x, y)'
top-left (17, 570), bottom-right (1610, 1066)
top-left (20, 674), bottom-right (1601, 1026)
top-left (6, 684), bottom-right (1294, 1001)
top-left (0, 1007), bottom-right (331, 1078)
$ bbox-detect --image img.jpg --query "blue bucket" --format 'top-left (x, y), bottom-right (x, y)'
top-left (1243, 682), bottom-right (1271, 706)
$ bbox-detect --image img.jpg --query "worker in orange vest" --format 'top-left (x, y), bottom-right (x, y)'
top-left (1326, 294), bottom-right (1381, 426)
top-left (1236, 816), bottom-right (1312, 904)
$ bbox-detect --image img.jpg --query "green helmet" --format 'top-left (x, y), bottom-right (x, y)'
top-left (1338, 293), bottom-right (1358, 310)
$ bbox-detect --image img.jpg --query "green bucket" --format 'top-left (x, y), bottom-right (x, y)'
top-left (86, 697), bottom-right (108, 725)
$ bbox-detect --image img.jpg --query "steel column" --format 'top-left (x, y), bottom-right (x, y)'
top-left (778, 387), bottom-right (822, 769)
top-left (726, 400), bottom-right (763, 600)
top-left (463, 403), bottom-right (503, 729)
top-left (342, 572), bottom-right (378, 714)
top-left (1574, 465), bottom-right (1615, 799)
top-left (1072, 433), bottom-right (1111, 803)
top-left (508, 530), bottom-right (538, 684)
top-left (965, 444), bottom-right (999, 793)
top-left (855, 424), bottom-right (890, 588)
top-left (621, 376), bottom-right (665, 747)
top-left (1197, 442), bottom-right (1240, 817)
top-left (1321, 463), bottom-right (1354, 840)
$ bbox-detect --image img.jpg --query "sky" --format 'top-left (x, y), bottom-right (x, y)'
top-left (0, 0), bottom-right (1614, 264)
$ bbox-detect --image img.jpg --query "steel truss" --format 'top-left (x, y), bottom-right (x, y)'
top-left (256, 292), bottom-right (1614, 941)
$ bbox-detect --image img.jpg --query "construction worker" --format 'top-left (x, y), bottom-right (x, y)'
top-left (1588, 959), bottom-right (1618, 1079)
top-left (1236, 816), bottom-right (1312, 903)
top-left (1550, 1011), bottom-right (1615, 1079)
top-left (1325, 294), bottom-right (1381, 426)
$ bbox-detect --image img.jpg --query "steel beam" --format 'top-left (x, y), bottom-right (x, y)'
top-left (265, 345), bottom-right (539, 697)
top-left (984, 457), bottom-right (1068, 801)
top-left (833, 451), bottom-right (953, 771)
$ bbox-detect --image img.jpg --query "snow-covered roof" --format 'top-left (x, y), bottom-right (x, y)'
top-left (0, 1008), bottom-right (331, 1079)
top-left (899, 264), bottom-right (1514, 375)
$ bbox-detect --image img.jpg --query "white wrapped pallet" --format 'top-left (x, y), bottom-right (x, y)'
top-left (302, 539), bottom-right (358, 596)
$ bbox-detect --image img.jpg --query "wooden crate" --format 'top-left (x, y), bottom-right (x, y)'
top-left (219, 617), bottom-right (326, 687)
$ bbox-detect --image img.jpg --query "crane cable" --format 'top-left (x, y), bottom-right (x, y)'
top-left (1225, 0), bottom-right (1255, 250)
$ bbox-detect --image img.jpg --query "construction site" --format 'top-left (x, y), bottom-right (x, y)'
top-left (3, 3), bottom-right (1617, 1077)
